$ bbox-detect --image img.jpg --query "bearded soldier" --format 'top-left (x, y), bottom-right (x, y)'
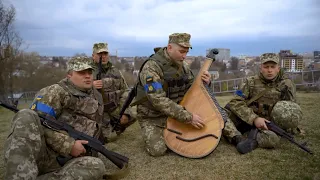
top-left (133, 33), bottom-right (214, 156)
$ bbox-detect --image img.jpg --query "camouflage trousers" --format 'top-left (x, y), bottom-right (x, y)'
top-left (137, 115), bottom-right (167, 157)
top-left (226, 111), bottom-right (299, 149)
top-left (3, 109), bottom-right (106, 180)
top-left (101, 112), bottom-right (137, 143)
top-left (137, 112), bottom-right (243, 157)
top-left (221, 116), bottom-right (242, 142)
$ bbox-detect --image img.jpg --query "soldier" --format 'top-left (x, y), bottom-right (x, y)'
top-left (3, 56), bottom-right (106, 179)
top-left (91, 43), bottom-right (136, 142)
top-left (153, 47), bottom-right (162, 53)
top-left (223, 53), bottom-right (303, 154)
top-left (132, 33), bottom-right (212, 157)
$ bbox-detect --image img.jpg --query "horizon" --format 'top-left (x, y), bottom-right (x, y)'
top-left (7, 0), bottom-right (320, 57)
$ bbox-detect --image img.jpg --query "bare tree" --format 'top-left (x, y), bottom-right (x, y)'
top-left (190, 58), bottom-right (201, 70)
top-left (230, 57), bottom-right (239, 70)
top-left (0, 1), bottom-right (23, 104)
top-left (74, 52), bottom-right (87, 57)
top-left (134, 57), bottom-right (146, 70)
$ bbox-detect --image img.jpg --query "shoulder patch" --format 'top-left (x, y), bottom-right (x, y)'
top-left (146, 76), bottom-right (153, 83)
top-left (30, 101), bottom-right (57, 118)
top-left (143, 76), bottom-right (163, 93)
top-left (36, 95), bottom-right (43, 100)
top-left (235, 90), bottom-right (247, 99)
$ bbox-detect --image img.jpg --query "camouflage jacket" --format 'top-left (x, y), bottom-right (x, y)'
top-left (228, 70), bottom-right (296, 125)
top-left (30, 78), bottom-right (104, 157)
top-left (92, 61), bottom-right (133, 120)
top-left (136, 47), bottom-right (194, 123)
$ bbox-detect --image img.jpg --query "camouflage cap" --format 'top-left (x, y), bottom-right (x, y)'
top-left (168, 33), bottom-right (192, 49)
top-left (93, 43), bottom-right (109, 53)
top-left (260, 53), bottom-right (279, 64)
top-left (67, 56), bottom-right (93, 72)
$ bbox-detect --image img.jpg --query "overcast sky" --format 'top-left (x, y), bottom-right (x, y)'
top-left (8, 0), bottom-right (320, 57)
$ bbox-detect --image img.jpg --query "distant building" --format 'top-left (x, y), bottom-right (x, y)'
top-left (206, 48), bottom-right (230, 62)
top-left (314, 51), bottom-right (320, 61)
top-left (244, 56), bottom-right (257, 64)
top-left (109, 55), bottom-right (118, 63)
top-left (238, 59), bottom-right (246, 68)
top-left (279, 50), bottom-right (303, 72)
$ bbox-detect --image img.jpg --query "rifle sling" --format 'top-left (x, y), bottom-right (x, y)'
top-left (246, 87), bottom-right (270, 106)
top-left (130, 96), bottom-right (148, 107)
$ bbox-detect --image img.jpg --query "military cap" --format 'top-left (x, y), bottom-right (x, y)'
top-left (168, 33), bottom-right (192, 49)
top-left (260, 53), bottom-right (279, 64)
top-left (93, 42), bottom-right (109, 53)
top-left (67, 56), bottom-right (93, 72)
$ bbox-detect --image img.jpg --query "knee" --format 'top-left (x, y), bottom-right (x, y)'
top-left (76, 157), bottom-right (105, 177)
top-left (145, 140), bottom-right (167, 157)
top-left (81, 156), bottom-right (104, 167)
top-left (257, 130), bottom-right (280, 148)
top-left (140, 122), bottom-right (167, 156)
top-left (223, 118), bottom-right (242, 143)
top-left (146, 136), bottom-right (168, 157)
top-left (10, 109), bottom-right (42, 138)
top-left (14, 109), bottom-right (40, 124)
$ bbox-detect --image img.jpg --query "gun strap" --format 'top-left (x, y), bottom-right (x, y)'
top-left (246, 87), bottom-right (270, 106)
top-left (130, 96), bottom-right (148, 107)
top-left (103, 163), bottom-right (129, 180)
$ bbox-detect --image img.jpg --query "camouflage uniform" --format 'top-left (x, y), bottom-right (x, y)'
top-left (224, 53), bottom-right (302, 149)
top-left (133, 33), bottom-right (240, 156)
top-left (133, 33), bottom-right (193, 156)
top-left (92, 43), bottom-right (135, 141)
top-left (153, 47), bottom-right (162, 53)
top-left (4, 57), bottom-right (106, 180)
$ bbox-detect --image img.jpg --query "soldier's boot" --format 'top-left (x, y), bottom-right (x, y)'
top-left (115, 118), bottom-right (137, 135)
top-left (231, 135), bottom-right (245, 146)
top-left (236, 127), bottom-right (259, 154)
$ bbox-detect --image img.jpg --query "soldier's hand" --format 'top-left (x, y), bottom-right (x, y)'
top-left (190, 113), bottom-right (205, 129)
top-left (70, 140), bottom-right (88, 157)
top-left (201, 71), bottom-right (211, 85)
top-left (93, 80), bottom-right (103, 89)
top-left (120, 115), bottom-right (129, 125)
top-left (254, 117), bottom-right (270, 130)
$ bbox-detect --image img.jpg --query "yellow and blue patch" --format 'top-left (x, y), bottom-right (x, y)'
top-left (235, 90), bottom-right (247, 99)
top-left (144, 76), bottom-right (162, 93)
top-left (30, 95), bottom-right (56, 118)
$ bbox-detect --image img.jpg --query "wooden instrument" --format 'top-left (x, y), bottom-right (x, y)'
top-left (163, 49), bottom-right (227, 158)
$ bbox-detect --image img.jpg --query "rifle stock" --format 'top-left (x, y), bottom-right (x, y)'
top-left (0, 101), bottom-right (129, 169)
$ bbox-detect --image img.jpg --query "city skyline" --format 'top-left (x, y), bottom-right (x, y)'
top-left (8, 0), bottom-right (320, 56)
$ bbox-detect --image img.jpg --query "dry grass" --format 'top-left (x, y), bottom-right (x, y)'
top-left (1, 93), bottom-right (319, 180)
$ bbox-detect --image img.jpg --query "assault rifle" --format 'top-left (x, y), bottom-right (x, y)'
top-left (266, 121), bottom-right (313, 154)
top-left (110, 86), bottom-right (136, 133)
top-left (0, 101), bottom-right (129, 169)
top-left (96, 55), bottom-right (107, 103)
top-left (225, 90), bottom-right (313, 155)
top-left (96, 55), bottom-right (136, 133)
top-left (96, 55), bottom-right (103, 80)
